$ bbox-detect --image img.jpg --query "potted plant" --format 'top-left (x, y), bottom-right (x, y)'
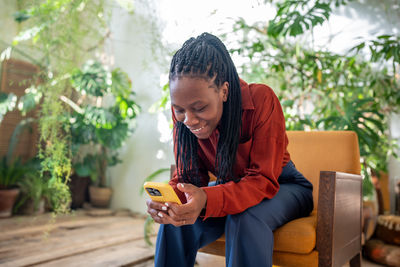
top-left (0, 118), bottom-right (38, 217)
top-left (13, 158), bottom-right (51, 215)
top-left (68, 60), bottom-right (139, 208)
top-left (0, 157), bottom-right (31, 217)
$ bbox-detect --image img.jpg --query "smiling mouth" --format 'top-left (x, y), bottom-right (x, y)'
top-left (190, 126), bottom-right (205, 132)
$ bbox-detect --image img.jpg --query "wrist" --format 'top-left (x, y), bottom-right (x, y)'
top-left (200, 200), bottom-right (207, 217)
top-left (200, 189), bottom-right (207, 216)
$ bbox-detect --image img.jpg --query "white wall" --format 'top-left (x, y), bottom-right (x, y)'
top-left (107, 0), bottom-right (174, 214)
top-left (0, 0), bottom-right (18, 65)
top-left (0, 0), bottom-right (18, 44)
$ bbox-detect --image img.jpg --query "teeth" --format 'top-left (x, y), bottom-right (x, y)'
top-left (191, 126), bottom-right (205, 132)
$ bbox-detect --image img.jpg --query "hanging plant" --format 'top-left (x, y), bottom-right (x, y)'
top-left (1, 0), bottom-right (109, 213)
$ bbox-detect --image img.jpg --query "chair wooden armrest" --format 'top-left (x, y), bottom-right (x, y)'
top-left (317, 171), bottom-right (362, 267)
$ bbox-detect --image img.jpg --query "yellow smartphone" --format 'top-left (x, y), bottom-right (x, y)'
top-left (143, 182), bottom-right (182, 205)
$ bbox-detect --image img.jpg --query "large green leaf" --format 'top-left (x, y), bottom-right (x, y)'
top-left (0, 92), bottom-right (17, 122)
top-left (17, 86), bottom-right (42, 116)
top-left (96, 122), bottom-right (129, 150)
top-left (268, 0), bottom-right (332, 37)
top-left (71, 60), bottom-right (111, 97)
top-left (84, 106), bottom-right (118, 129)
top-left (111, 68), bottom-right (132, 98)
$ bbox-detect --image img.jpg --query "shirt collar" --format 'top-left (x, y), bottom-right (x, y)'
top-left (240, 79), bottom-right (254, 110)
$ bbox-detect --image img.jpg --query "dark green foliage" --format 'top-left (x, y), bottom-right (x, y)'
top-left (268, 1), bottom-right (332, 37)
top-left (71, 60), bottom-right (110, 97)
top-left (225, 0), bottom-right (399, 197)
top-left (0, 157), bottom-right (29, 189)
top-left (13, 158), bottom-right (52, 213)
top-left (13, 11), bottom-right (31, 23)
top-left (69, 60), bottom-right (140, 187)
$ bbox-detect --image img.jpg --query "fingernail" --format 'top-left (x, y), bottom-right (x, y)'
top-left (165, 203), bottom-right (169, 207)
top-left (158, 212), bottom-right (163, 218)
top-left (179, 183), bottom-right (184, 188)
top-left (162, 206), bottom-right (167, 211)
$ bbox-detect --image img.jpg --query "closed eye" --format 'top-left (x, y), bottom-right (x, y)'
top-left (194, 105), bottom-right (207, 112)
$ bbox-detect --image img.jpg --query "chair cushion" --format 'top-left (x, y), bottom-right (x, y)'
top-left (273, 211), bottom-right (317, 254)
top-left (273, 250), bottom-right (318, 267)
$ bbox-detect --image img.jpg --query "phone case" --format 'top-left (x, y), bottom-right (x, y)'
top-left (143, 182), bottom-right (182, 204)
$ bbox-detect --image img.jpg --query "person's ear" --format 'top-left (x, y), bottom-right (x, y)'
top-left (221, 82), bottom-right (229, 102)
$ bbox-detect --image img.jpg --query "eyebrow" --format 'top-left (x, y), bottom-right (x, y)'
top-left (172, 100), bottom-right (205, 109)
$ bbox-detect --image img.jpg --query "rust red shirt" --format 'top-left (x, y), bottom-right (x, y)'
top-left (170, 79), bottom-right (290, 219)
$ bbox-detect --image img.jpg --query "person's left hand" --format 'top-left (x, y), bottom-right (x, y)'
top-left (158, 183), bottom-right (207, 226)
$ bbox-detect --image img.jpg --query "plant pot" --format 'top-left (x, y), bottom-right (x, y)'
top-left (18, 198), bottom-right (45, 215)
top-left (89, 186), bottom-right (112, 208)
top-left (68, 174), bottom-right (90, 209)
top-left (0, 188), bottom-right (20, 218)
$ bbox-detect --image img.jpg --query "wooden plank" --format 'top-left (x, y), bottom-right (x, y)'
top-left (0, 217), bottom-right (147, 266)
top-left (0, 217), bottom-right (140, 254)
top-left (0, 208), bottom-right (84, 232)
top-left (39, 237), bottom-right (156, 267)
top-left (1, 211), bottom-right (129, 241)
top-left (196, 252), bottom-right (225, 267)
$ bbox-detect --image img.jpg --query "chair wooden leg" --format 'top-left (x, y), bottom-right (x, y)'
top-left (349, 252), bottom-right (361, 267)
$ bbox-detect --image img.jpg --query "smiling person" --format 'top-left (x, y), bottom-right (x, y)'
top-left (146, 32), bottom-right (314, 267)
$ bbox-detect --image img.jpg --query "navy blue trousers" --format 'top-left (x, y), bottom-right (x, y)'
top-left (155, 161), bottom-right (313, 267)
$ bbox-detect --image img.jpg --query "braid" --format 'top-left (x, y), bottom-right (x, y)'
top-left (170, 33), bottom-right (242, 185)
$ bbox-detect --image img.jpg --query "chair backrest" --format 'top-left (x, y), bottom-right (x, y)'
top-left (287, 131), bottom-right (361, 210)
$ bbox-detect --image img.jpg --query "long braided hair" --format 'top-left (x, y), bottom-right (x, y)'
top-left (170, 32), bottom-right (242, 186)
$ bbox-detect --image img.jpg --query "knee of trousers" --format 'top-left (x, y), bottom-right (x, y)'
top-left (225, 209), bottom-right (274, 239)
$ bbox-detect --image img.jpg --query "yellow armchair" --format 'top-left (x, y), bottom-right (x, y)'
top-left (198, 131), bottom-right (363, 267)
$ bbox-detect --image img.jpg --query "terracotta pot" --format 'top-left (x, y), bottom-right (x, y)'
top-left (0, 188), bottom-right (20, 218)
top-left (89, 186), bottom-right (112, 207)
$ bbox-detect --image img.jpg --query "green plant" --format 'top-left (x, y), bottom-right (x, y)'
top-left (14, 159), bottom-right (51, 213)
top-left (0, 92), bottom-right (17, 122)
top-left (144, 215), bottom-right (156, 246)
top-left (220, 0), bottom-right (399, 198)
top-left (68, 60), bottom-right (140, 187)
top-left (0, 0), bottom-right (143, 211)
top-left (0, 157), bottom-right (30, 189)
top-left (0, 0), bottom-right (111, 213)
top-left (0, 118), bottom-right (37, 189)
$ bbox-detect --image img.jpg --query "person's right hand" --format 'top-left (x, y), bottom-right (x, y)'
top-left (146, 183), bottom-right (207, 227)
top-left (146, 199), bottom-right (170, 224)
top-left (146, 199), bottom-right (189, 227)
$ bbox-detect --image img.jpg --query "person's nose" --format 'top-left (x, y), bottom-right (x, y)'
top-left (183, 111), bottom-right (199, 127)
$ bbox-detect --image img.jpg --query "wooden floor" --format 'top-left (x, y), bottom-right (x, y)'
top-left (0, 209), bottom-right (381, 267)
top-left (0, 208), bottom-right (225, 267)
top-left (0, 209), bottom-right (159, 267)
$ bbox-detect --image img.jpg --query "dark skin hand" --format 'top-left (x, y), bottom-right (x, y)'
top-left (146, 183), bottom-right (207, 227)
